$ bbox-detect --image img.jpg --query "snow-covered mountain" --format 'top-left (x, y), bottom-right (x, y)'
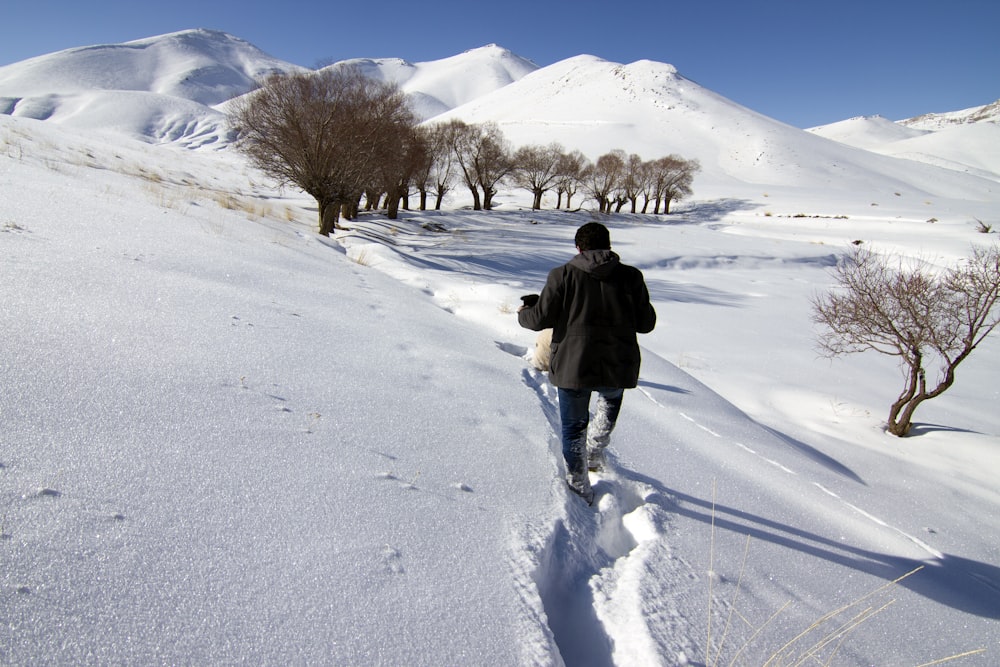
top-left (431, 54), bottom-right (1000, 201)
top-left (900, 98), bottom-right (1000, 130)
top-left (808, 112), bottom-right (1000, 183)
top-left (1, 29), bottom-right (997, 200)
top-left (333, 44), bottom-right (538, 121)
top-left (804, 115), bottom-right (931, 150)
top-left (0, 31), bottom-right (536, 147)
top-left (0, 29), bottom-right (298, 105)
top-left (0, 29), bottom-right (305, 148)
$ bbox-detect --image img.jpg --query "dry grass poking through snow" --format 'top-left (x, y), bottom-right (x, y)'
top-left (703, 481), bottom-right (986, 666)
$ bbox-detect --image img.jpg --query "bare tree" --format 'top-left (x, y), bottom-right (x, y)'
top-left (421, 122), bottom-right (460, 210)
top-left (583, 150), bottom-right (626, 213)
top-left (228, 67), bottom-right (415, 236)
top-left (438, 120), bottom-right (484, 210)
top-left (555, 150), bottom-right (588, 210)
top-left (638, 160), bottom-right (657, 213)
top-left (512, 143), bottom-right (564, 210)
top-left (436, 120), bottom-right (514, 211)
top-left (408, 126), bottom-right (435, 211)
top-left (471, 122), bottom-right (513, 210)
top-left (621, 153), bottom-right (647, 213)
top-left (378, 126), bottom-right (429, 219)
top-left (650, 155), bottom-right (699, 214)
top-left (812, 244), bottom-right (1000, 436)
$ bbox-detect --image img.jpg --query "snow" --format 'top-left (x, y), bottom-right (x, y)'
top-left (2, 30), bottom-right (999, 666)
top-left (899, 99), bottom-right (1000, 131)
top-left (809, 116), bottom-right (1000, 182)
top-left (335, 44), bottom-right (539, 121)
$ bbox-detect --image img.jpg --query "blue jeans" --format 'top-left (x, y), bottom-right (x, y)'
top-left (557, 387), bottom-right (624, 478)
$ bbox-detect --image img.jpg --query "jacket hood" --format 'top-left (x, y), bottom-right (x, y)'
top-left (570, 249), bottom-right (620, 279)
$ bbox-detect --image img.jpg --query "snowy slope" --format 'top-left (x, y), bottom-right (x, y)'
top-left (334, 44), bottom-right (538, 121)
top-left (3, 111), bottom-right (999, 666)
top-left (2, 30), bottom-right (997, 202)
top-left (0, 34), bottom-right (536, 144)
top-left (0, 29), bottom-right (300, 104)
top-left (0, 115), bottom-right (559, 664)
top-left (430, 55), bottom-right (1000, 203)
top-left (0, 29), bottom-right (304, 147)
top-left (900, 98), bottom-right (1000, 130)
top-left (810, 117), bottom-right (1000, 183)
top-left (805, 115), bottom-right (931, 150)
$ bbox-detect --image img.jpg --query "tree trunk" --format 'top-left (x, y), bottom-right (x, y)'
top-left (888, 350), bottom-right (962, 436)
top-left (532, 189), bottom-right (543, 210)
top-left (318, 198), bottom-right (338, 236)
top-left (341, 200), bottom-right (358, 222)
top-left (468, 185), bottom-right (482, 210)
top-left (386, 194), bottom-right (401, 219)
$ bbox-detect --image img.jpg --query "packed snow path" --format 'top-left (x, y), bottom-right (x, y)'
top-left (507, 343), bottom-right (997, 666)
top-left (339, 208), bottom-right (998, 666)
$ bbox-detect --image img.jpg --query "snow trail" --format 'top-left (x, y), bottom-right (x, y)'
top-left (516, 361), bottom-right (699, 666)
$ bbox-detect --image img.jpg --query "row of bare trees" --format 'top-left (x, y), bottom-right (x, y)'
top-left (229, 67), bottom-right (698, 236)
top-left (229, 68), bottom-right (1000, 440)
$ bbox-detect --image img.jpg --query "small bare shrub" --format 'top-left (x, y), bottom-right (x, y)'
top-left (812, 244), bottom-right (1000, 436)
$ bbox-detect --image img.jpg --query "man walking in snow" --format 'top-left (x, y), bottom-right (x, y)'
top-left (518, 222), bottom-right (656, 504)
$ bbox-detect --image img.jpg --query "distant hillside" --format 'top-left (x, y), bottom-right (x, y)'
top-left (0, 32), bottom-right (535, 146)
top-left (0, 29), bottom-right (301, 106)
top-left (809, 112), bottom-right (1000, 182)
top-left (333, 44), bottom-right (538, 121)
top-left (1, 29), bottom-right (997, 201)
top-left (430, 55), bottom-right (1000, 199)
top-left (900, 99), bottom-right (1000, 130)
top-left (0, 29), bottom-right (304, 147)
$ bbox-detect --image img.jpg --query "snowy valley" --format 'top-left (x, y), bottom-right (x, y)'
top-left (2, 29), bottom-right (999, 666)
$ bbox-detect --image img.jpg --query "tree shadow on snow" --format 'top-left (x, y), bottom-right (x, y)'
top-left (643, 278), bottom-right (747, 307)
top-left (906, 422), bottom-right (983, 437)
top-left (637, 379), bottom-right (691, 395)
top-left (619, 468), bottom-right (1000, 620)
top-left (672, 198), bottom-right (764, 225)
top-left (759, 424), bottom-right (865, 485)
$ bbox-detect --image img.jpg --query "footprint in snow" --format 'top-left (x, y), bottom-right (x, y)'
top-left (381, 546), bottom-right (405, 574)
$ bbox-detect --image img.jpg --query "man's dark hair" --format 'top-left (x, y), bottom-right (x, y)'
top-left (575, 222), bottom-right (611, 251)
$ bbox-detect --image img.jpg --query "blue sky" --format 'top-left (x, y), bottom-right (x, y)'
top-left (2, 0), bottom-right (997, 128)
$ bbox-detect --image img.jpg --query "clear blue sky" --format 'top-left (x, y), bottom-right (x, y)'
top-left (2, 0), bottom-right (997, 128)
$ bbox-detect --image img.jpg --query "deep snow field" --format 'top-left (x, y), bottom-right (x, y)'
top-left (2, 110), bottom-right (999, 666)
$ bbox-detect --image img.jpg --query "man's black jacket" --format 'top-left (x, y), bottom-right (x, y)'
top-left (518, 249), bottom-right (656, 389)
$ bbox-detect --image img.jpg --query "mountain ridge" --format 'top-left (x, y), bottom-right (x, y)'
top-left (328, 43), bottom-right (538, 120)
top-left (899, 99), bottom-right (1000, 130)
top-left (1, 29), bottom-right (996, 197)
